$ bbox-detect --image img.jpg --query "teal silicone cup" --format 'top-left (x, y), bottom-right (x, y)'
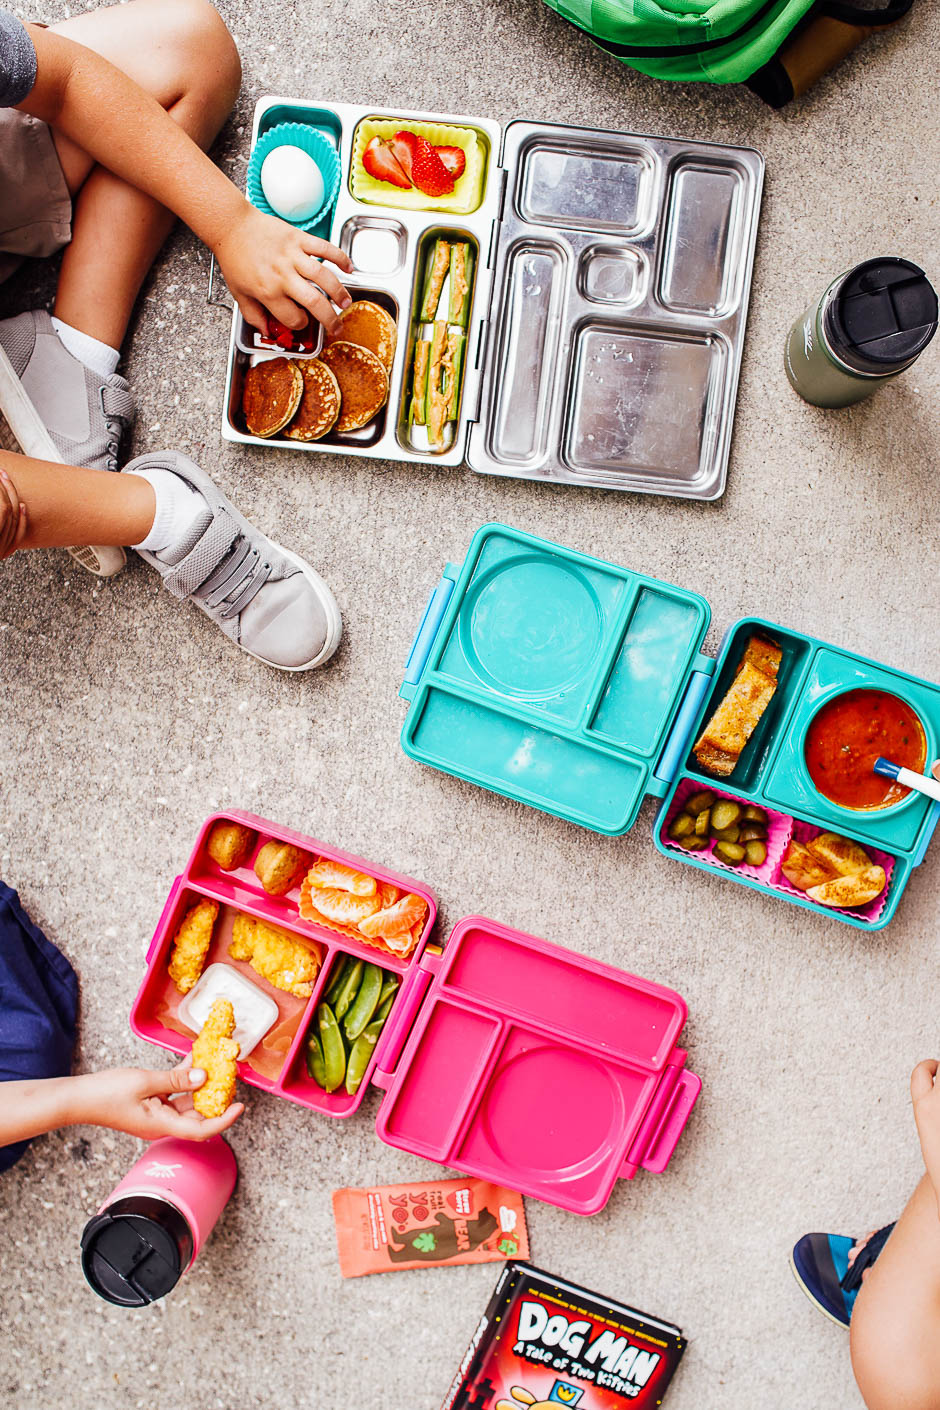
top-left (246, 123), bottom-right (341, 232)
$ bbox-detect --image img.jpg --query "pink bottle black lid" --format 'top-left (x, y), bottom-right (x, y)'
top-left (824, 258), bottom-right (938, 375)
top-left (81, 1195), bottom-right (194, 1306)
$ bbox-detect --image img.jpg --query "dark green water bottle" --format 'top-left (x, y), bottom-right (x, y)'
top-left (785, 257), bottom-right (937, 408)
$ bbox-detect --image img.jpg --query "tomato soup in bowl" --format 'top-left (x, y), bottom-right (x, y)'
top-left (804, 688), bottom-right (927, 811)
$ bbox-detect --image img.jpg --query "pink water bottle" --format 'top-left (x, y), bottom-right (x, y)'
top-left (81, 1136), bottom-right (237, 1305)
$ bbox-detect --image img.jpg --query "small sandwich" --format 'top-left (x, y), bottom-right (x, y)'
top-left (191, 998), bottom-right (239, 1119)
top-left (242, 356), bottom-right (304, 438)
top-left (319, 341), bottom-right (389, 432)
top-left (284, 358), bottom-right (341, 441)
top-left (694, 635), bottom-right (782, 778)
top-left (326, 300), bottom-right (397, 372)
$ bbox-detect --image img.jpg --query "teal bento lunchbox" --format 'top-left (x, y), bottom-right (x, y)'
top-left (399, 523), bottom-right (940, 931)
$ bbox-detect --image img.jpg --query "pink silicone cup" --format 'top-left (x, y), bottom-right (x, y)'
top-left (661, 779), bottom-right (793, 883)
top-left (772, 820), bottom-right (896, 924)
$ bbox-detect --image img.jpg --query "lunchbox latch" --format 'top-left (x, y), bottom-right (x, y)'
top-left (653, 658), bottom-right (716, 787)
top-left (400, 569), bottom-right (457, 700)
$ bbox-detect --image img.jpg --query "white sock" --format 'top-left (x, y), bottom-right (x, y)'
top-left (126, 467), bottom-right (208, 553)
top-left (51, 317), bottom-right (121, 379)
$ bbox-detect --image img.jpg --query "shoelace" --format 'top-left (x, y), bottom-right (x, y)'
top-left (198, 536), bottom-right (274, 620)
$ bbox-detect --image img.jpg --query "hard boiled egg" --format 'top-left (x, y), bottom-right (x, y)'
top-left (260, 144), bottom-right (325, 223)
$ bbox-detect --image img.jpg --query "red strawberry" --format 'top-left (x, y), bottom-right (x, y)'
top-left (435, 145), bottom-right (466, 180)
top-left (362, 136), bottom-right (411, 190)
top-left (389, 130), bottom-right (419, 183)
top-left (407, 135), bottom-right (455, 198)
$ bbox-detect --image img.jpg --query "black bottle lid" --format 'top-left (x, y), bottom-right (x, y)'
top-left (81, 1195), bottom-right (194, 1306)
top-left (824, 258), bottom-right (938, 375)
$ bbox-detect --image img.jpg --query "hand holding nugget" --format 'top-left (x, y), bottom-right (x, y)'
top-left (26, 1060), bottom-right (244, 1143)
top-left (190, 1000), bottom-right (240, 1120)
top-left (214, 205), bottom-right (353, 338)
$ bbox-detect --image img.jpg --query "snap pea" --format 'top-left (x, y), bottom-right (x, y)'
top-left (317, 1003), bottom-right (347, 1093)
top-left (325, 956), bottom-right (355, 1007)
top-left (332, 958), bottom-right (364, 1021)
top-left (344, 962), bottom-right (383, 1041)
top-left (375, 989), bottom-right (397, 1024)
top-left (377, 975), bottom-right (399, 1008)
top-left (305, 1029), bottom-right (327, 1087)
top-left (345, 1017), bottom-right (384, 1096)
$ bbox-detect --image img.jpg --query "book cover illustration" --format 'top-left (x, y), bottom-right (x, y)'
top-left (442, 1263), bottom-right (685, 1410)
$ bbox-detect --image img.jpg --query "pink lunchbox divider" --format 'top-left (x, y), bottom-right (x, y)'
top-left (770, 819), bottom-right (896, 924)
top-left (661, 778), bottom-right (793, 884)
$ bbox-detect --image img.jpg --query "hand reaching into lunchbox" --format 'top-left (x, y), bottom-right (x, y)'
top-left (214, 205), bottom-right (354, 338)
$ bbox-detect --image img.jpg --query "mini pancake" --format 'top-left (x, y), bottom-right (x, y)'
top-left (285, 358), bottom-right (342, 441)
top-left (326, 300), bottom-right (397, 371)
top-left (242, 356), bottom-right (303, 438)
top-left (319, 341), bottom-right (389, 432)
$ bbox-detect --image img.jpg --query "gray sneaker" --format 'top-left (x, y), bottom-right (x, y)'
top-left (125, 451), bottom-right (342, 671)
top-left (0, 310), bottom-right (135, 577)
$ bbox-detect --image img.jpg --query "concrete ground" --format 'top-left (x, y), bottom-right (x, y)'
top-left (1, 0), bottom-right (939, 1406)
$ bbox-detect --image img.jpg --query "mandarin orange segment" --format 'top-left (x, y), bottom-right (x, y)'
top-left (310, 886), bottom-right (381, 927)
top-left (358, 892), bottom-right (428, 941)
top-left (377, 880), bottom-right (401, 909)
top-left (306, 857), bottom-right (378, 897)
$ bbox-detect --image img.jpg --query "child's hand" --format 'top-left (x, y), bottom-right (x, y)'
top-left (0, 467), bottom-right (27, 559)
top-left (73, 1060), bottom-right (244, 1141)
top-left (912, 1059), bottom-right (940, 1194)
top-left (214, 204), bottom-right (354, 337)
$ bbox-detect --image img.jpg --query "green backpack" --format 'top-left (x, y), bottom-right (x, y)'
top-left (542, 0), bottom-right (914, 104)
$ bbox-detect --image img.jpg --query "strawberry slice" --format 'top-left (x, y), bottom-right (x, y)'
top-left (435, 145), bottom-right (466, 180)
top-left (362, 136), bottom-right (411, 189)
top-left (403, 134), bottom-right (455, 198)
top-left (389, 130), bottom-right (419, 183)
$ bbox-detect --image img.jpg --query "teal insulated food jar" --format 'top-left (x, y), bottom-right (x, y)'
top-left (785, 258), bottom-right (937, 408)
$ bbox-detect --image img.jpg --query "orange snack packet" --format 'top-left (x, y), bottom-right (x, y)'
top-left (332, 1177), bottom-right (529, 1278)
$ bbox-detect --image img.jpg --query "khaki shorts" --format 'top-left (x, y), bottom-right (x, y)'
top-left (0, 108), bottom-right (72, 285)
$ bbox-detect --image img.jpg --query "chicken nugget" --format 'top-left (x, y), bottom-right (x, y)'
top-left (207, 821), bottom-right (255, 871)
top-left (168, 898), bottom-right (219, 994)
top-left (253, 841), bottom-right (308, 896)
top-left (191, 998), bottom-right (239, 1119)
top-left (229, 913), bottom-right (321, 997)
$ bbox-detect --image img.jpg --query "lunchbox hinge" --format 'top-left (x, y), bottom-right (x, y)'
top-left (400, 569), bottom-right (457, 700)
top-left (652, 657), bottom-right (716, 787)
top-left (912, 799), bottom-right (940, 868)
top-left (371, 949), bottom-right (441, 1089)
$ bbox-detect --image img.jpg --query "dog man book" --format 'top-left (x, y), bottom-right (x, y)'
top-left (442, 1264), bottom-right (685, 1408)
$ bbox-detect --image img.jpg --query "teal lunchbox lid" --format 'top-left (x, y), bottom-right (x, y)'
top-left (400, 523), bottom-right (711, 835)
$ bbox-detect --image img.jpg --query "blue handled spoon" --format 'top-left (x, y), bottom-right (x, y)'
top-left (874, 757), bottom-right (940, 804)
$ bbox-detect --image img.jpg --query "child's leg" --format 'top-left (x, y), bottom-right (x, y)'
top-left (1, 451), bottom-right (155, 549)
top-left (850, 1175), bottom-right (940, 1409)
top-left (49, 0), bottom-right (241, 350)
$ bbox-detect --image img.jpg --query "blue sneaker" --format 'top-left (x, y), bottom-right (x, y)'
top-left (790, 1224), bottom-right (895, 1327)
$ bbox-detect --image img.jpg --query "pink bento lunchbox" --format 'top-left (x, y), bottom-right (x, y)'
top-left (131, 812), bottom-right (701, 1216)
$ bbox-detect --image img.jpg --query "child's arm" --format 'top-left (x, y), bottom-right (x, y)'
top-left (912, 1059), bottom-right (940, 1218)
top-left (0, 1061), bottom-right (243, 1147)
top-left (20, 24), bottom-right (353, 335)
